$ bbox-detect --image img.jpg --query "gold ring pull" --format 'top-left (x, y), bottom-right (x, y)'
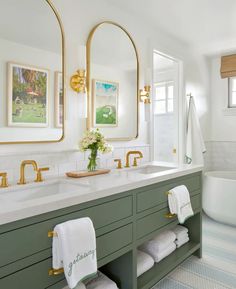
top-left (48, 268), bottom-right (64, 276)
top-left (48, 231), bottom-right (58, 238)
top-left (165, 213), bottom-right (176, 219)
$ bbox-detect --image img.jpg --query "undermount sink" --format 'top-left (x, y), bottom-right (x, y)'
top-left (130, 165), bottom-right (175, 175)
top-left (1, 180), bottom-right (87, 203)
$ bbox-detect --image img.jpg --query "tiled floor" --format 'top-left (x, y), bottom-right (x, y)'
top-left (153, 215), bottom-right (236, 289)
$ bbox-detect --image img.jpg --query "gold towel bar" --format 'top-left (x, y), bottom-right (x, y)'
top-left (165, 213), bottom-right (176, 219)
top-left (48, 231), bottom-right (58, 238)
top-left (48, 268), bottom-right (64, 276)
top-left (166, 191), bottom-right (172, 196)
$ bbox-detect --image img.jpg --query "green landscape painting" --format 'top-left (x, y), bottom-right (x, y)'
top-left (93, 79), bottom-right (118, 127)
top-left (8, 63), bottom-right (49, 127)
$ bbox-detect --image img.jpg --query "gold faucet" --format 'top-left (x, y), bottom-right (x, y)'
top-left (18, 160), bottom-right (50, 185)
top-left (125, 151), bottom-right (143, 168)
top-left (18, 160), bottom-right (39, 185)
top-left (0, 172), bottom-right (8, 188)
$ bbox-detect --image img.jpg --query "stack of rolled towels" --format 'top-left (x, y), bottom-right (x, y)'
top-left (172, 225), bottom-right (189, 248)
top-left (137, 225), bottom-right (190, 276)
top-left (65, 271), bottom-right (118, 289)
top-left (139, 230), bottom-right (176, 263)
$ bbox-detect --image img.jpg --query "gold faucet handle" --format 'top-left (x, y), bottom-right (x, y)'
top-left (35, 167), bottom-right (49, 182)
top-left (114, 159), bottom-right (122, 169)
top-left (0, 172), bottom-right (8, 188)
top-left (133, 157), bottom-right (141, 167)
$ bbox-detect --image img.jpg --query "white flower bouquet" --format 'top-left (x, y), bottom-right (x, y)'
top-left (80, 129), bottom-right (113, 171)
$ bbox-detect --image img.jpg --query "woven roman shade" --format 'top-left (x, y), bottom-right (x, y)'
top-left (221, 54), bottom-right (236, 78)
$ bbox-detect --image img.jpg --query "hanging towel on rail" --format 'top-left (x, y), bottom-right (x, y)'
top-left (52, 217), bottom-right (97, 289)
top-left (186, 96), bottom-right (206, 165)
top-left (168, 185), bottom-right (194, 224)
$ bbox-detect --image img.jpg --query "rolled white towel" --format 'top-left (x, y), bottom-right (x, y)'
top-left (172, 225), bottom-right (189, 239)
top-left (140, 242), bottom-right (176, 263)
top-left (85, 271), bottom-right (118, 289)
top-left (139, 230), bottom-right (176, 254)
top-left (137, 250), bottom-right (154, 277)
top-left (175, 236), bottom-right (190, 248)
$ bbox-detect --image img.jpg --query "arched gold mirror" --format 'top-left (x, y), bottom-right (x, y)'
top-left (86, 21), bottom-right (139, 141)
top-left (0, 0), bottom-right (65, 144)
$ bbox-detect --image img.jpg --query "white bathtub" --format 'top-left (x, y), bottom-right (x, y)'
top-left (203, 171), bottom-right (236, 226)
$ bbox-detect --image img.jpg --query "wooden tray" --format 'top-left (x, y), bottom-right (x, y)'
top-left (66, 169), bottom-right (111, 178)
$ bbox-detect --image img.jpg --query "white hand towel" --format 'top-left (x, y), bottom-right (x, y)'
top-left (85, 271), bottom-right (118, 289)
top-left (172, 225), bottom-right (188, 239)
top-left (137, 250), bottom-right (154, 277)
top-left (168, 185), bottom-right (194, 224)
top-left (175, 236), bottom-right (190, 248)
top-left (140, 242), bottom-right (176, 263)
top-left (186, 96), bottom-right (206, 165)
top-left (139, 230), bottom-right (176, 254)
top-left (63, 283), bottom-right (86, 289)
top-left (53, 217), bottom-right (97, 289)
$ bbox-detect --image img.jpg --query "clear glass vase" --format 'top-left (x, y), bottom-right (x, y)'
top-left (87, 148), bottom-right (98, 172)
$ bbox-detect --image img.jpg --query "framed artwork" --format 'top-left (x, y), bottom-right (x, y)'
top-left (92, 79), bottom-right (118, 127)
top-left (7, 62), bottom-right (49, 127)
top-left (54, 71), bottom-right (63, 128)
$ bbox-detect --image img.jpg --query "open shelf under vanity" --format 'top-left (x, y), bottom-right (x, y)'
top-left (137, 241), bottom-right (200, 289)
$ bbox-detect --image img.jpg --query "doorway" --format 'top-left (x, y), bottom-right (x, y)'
top-left (152, 51), bottom-right (181, 164)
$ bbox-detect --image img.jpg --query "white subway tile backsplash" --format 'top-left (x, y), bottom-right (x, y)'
top-left (0, 145), bottom-right (151, 183)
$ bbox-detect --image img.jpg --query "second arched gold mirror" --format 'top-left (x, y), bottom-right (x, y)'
top-left (86, 21), bottom-right (139, 141)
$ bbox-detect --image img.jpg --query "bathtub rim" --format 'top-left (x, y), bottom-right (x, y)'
top-left (204, 170), bottom-right (236, 181)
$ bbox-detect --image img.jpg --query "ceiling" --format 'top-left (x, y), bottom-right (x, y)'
top-left (108, 0), bottom-right (236, 56)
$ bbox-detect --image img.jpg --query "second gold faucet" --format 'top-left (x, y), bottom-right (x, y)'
top-left (125, 151), bottom-right (143, 168)
top-left (18, 160), bottom-right (49, 185)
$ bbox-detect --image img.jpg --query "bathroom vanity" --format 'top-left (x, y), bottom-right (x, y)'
top-left (0, 164), bottom-right (202, 289)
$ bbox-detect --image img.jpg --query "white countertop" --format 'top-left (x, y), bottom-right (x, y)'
top-left (0, 162), bottom-right (203, 226)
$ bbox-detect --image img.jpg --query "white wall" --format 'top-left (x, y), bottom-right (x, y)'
top-left (0, 0), bottom-right (211, 175)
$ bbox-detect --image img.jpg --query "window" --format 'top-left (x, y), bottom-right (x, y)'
top-left (229, 77), bottom-right (236, 107)
top-left (153, 81), bottom-right (174, 114)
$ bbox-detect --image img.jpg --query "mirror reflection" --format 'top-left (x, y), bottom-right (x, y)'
top-left (0, 0), bottom-right (64, 143)
top-left (87, 22), bottom-right (139, 140)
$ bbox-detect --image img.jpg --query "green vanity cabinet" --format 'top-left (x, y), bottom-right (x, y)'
top-left (0, 171), bottom-right (202, 289)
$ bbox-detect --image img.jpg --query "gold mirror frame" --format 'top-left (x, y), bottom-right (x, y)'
top-left (0, 0), bottom-right (65, 145)
top-left (86, 21), bottom-right (139, 141)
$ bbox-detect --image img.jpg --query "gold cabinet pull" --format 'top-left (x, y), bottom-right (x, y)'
top-left (48, 268), bottom-right (64, 276)
top-left (165, 213), bottom-right (176, 219)
top-left (48, 231), bottom-right (58, 238)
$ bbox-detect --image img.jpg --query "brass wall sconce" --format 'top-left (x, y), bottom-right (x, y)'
top-left (139, 85), bottom-right (151, 103)
top-left (70, 69), bottom-right (86, 93)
